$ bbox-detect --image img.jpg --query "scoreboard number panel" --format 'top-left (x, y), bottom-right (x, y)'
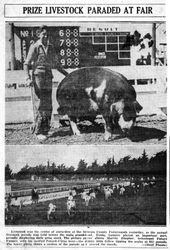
top-left (57, 27), bottom-right (80, 68)
top-left (16, 26), bottom-right (131, 69)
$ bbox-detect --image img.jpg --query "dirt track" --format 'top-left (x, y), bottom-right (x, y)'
top-left (5, 114), bottom-right (166, 145)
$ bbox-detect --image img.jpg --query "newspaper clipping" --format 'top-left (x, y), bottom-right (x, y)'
top-left (1, 0), bottom-right (168, 249)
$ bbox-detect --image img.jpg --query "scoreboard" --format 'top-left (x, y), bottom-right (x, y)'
top-left (57, 27), bottom-right (80, 68)
top-left (15, 26), bottom-right (131, 69)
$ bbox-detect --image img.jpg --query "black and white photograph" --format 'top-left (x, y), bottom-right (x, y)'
top-left (2, 1), bottom-right (169, 249)
top-left (5, 21), bottom-right (167, 144)
top-left (5, 145), bottom-right (166, 226)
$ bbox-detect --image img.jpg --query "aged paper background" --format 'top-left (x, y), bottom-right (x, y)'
top-left (0, 0), bottom-right (169, 249)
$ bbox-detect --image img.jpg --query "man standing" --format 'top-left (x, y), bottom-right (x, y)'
top-left (31, 187), bottom-right (39, 204)
top-left (24, 25), bottom-right (68, 140)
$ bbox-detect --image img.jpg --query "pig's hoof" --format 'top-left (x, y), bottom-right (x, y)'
top-left (73, 129), bottom-right (81, 136)
top-left (104, 131), bottom-right (112, 141)
top-left (36, 134), bottom-right (47, 141)
top-left (70, 120), bottom-right (81, 136)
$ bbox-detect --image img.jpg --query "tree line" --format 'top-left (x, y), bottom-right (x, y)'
top-left (5, 150), bottom-right (166, 180)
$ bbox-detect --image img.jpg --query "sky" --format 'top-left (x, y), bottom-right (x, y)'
top-left (5, 145), bottom-right (165, 173)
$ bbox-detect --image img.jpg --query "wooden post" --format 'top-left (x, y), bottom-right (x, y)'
top-left (9, 23), bottom-right (16, 70)
top-left (152, 23), bottom-right (156, 66)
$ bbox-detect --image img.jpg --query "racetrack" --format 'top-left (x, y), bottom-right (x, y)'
top-left (5, 114), bottom-right (166, 145)
top-left (6, 178), bottom-right (166, 225)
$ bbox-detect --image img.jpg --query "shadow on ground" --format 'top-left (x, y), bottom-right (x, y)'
top-left (128, 126), bottom-right (166, 142)
top-left (49, 124), bottom-right (166, 142)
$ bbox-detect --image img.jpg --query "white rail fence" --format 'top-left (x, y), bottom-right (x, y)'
top-left (5, 183), bottom-right (100, 206)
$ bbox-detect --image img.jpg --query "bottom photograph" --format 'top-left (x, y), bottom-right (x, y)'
top-left (5, 145), bottom-right (166, 226)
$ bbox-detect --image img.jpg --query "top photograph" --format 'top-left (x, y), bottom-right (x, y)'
top-left (5, 21), bottom-right (167, 145)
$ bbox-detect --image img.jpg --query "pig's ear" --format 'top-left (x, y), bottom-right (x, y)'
top-left (133, 101), bottom-right (143, 113)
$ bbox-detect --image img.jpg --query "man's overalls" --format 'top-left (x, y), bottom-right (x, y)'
top-left (31, 43), bottom-right (53, 135)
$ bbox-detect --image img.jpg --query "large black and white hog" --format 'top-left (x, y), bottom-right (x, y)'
top-left (57, 67), bottom-right (142, 141)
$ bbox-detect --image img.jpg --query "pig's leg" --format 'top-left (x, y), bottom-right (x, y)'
top-left (102, 115), bottom-right (112, 141)
top-left (102, 95), bottom-right (113, 141)
top-left (69, 116), bottom-right (81, 136)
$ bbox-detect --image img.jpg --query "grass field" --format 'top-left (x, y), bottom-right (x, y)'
top-left (6, 178), bottom-right (166, 226)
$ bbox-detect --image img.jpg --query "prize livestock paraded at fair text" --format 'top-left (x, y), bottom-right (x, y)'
top-left (57, 67), bottom-right (143, 141)
top-left (22, 6), bottom-right (153, 15)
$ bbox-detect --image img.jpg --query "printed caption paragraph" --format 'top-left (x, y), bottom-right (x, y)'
top-left (6, 229), bottom-right (167, 248)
